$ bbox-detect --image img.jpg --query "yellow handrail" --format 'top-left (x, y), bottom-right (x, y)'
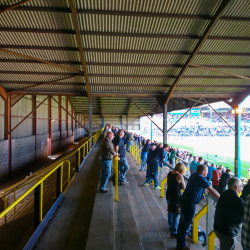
top-left (161, 176), bottom-right (168, 198)
top-left (192, 204), bottom-right (208, 243)
top-left (138, 154), bottom-right (141, 165)
top-left (0, 128), bottom-right (103, 199)
top-left (208, 230), bottom-right (216, 250)
top-left (0, 128), bottom-right (104, 223)
top-left (114, 156), bottom-right (119, 202)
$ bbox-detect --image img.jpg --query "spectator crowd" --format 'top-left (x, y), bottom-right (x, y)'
top-left (99, 124), bottom-right (250, 250)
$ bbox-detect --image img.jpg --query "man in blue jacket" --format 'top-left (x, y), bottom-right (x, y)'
top-left (177, 164), bottom-right (220, 250)
top-left (114, 130), bottom-right (129, 183)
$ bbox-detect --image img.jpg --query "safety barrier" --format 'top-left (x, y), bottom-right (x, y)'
top-left (113, 156), bottom-right (119, 202)
top-left (0, 128), bottom-right (104, 228)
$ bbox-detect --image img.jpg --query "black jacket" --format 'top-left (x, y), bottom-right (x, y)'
top-left (214, 189), bottom-right (245, 237)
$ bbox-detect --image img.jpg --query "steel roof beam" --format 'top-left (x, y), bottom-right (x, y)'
top-left (0, 45), bottom-right (249, 57)
top-left (0, 48), bottom-right (83, 74)
top-left (3, 81), bottom-right (248, 89)
top-left (88, 74), bottom-right (250, 79)
top-left (0, 0), bottom-right (32, 15)
top-left (1, 59), bottom-right (250, 69)
top-left (165, 0), bottom-right (234, 103)
top-left (7, 75), bottom-right (81, 93)
top-left (0, 71), bottom-right (79, 76)
top-left (7, 89), bottom-right (238, 99)
top-left (0, 28), bottom-right (248, 41)
top-left (1, 6), bottom-right (249, 22)
top-left (3, 72), bottom-right (250, 79)
top-left (69, 0), bottom-right (91, 102)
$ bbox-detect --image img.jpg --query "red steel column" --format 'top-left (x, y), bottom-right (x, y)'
top-left (5, 95), bottom-right (11, 178)
top-left (32, 95), bottom-right (37, 161)
top-left (48, 96), bottom-right (52, 155)
top-left (59, 96), bottom-right (62, 139)
top-left (66, 96), bottom-right (68, 137)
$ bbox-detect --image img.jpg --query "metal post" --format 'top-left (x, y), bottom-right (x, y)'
top-left (101, 117), bottom-right (104, 128)
top-left (121, 116), bottom-right (123, 129)
top-left (126, 115), bottom-right (129, 130)
top-left (48, 96), bottom-right (52, 156)
top-left (151, 116), bottom-right (153, 140)
top-left (75, 150), bottom-right (79, 172)
top-left (5, 95), bottom-right (11, 178)
top-left (206, 195), bottom-right (213, 245)
top-left (32, 95), bottom-right (37, 162)
top-left (163, 103), bottom-right (168, 144)
top-left (160, 168), bottom-right (163, 183)
top-left (235, 107), bottom-right (241, 178)
top-left (89, 102), bottom-right (92, 138)
top-left (65, 97), bottom-right (69, 136)
top-left (56, 165), bottom-right (63, 197)
top-left (34, 182), bottom-right (43, 230)
top-left (59, 96), bottom-right (62, 139)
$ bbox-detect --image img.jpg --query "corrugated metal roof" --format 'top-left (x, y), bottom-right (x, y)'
top-left (0, 0), bottom-right (249, 115)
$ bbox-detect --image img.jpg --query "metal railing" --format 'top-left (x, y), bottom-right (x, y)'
top-left (0, 128), bottom-right (104, 228)
top-left (128, 140), bottom-right (247, 248)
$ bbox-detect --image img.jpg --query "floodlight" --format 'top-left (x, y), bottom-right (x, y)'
top-left (236, 108), bottom-right (244, 114)
top-left (232, 108), bottom-right (244, 114)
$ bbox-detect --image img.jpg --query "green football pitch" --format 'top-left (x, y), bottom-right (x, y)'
top-left (169, 142), bottom-right (249, 178)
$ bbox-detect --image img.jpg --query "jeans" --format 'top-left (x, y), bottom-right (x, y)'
top-left (119, 158), bottom-right (129, 181)
top-left (146, 162), bottom-right (151, 178)
top-left (145, 158), bottom-right (159, 187)
top-left (99, 159), bottom-right (112, 190)
top-left (167, 200), bottom-right (180, 234)
top-left (141, 158), bottom-right (147, 171)
top-left (198, 230), bottom-right (206, 243)
top-left (214, 229), bottom-right (236, 250)
top-left (177, 199), bottom-right (196, 247)
top-left (126, 141), bottom-right (132, 152)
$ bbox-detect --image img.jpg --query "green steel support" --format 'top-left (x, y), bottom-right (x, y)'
top-left (235, 108), bottom-right (241, 178)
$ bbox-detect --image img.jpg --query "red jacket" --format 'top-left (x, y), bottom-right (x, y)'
top-left (212, 170), bottom-right (221, 186)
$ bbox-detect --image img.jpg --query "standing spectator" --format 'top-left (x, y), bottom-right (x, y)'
top-left (169, 148), bottom-right (176, 165)
top-left (188, 154), bottom-right (193, 164)
top-left (104, 124), bottom-right (112, 137)
top-left (126, 132), bottom-right (134, 152)
top-left (219, 168), bottom-right (231, 194)
top-left (166, 163), bottom-right (186, 238)
top-left (141, 139), bottom-right (151, 171)
top-left (242, 195), bottom-right (250, 250)
top-left (146, 144), bottom-right (156, 178)
top-left (214, 177), bottom-right (244, 250)
top-left (177, 164), bottom-right (220, 250)
top-left (144, 144), bottom-right (169, 189)
top-left (114, 130), bottom-right (129, 184)
top-left (99, 132), bottom-right (119, 193)
top-left (207, 163), bottom-right (217, 181)
top-left (190, 156), bottom-right (198, 174)
top-left (240, 179), bottom-right (250, 201)
top-left (212, 167), bottom-right (222, 191)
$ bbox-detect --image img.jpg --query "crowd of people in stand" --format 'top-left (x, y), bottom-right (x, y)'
top-left (168, 124), bottom-right (250, 137)
top-left (99, 124), bottom-right (250, 250)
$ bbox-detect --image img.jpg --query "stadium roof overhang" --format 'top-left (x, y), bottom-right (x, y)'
top-left (0, 0), bottom-right (250, 116)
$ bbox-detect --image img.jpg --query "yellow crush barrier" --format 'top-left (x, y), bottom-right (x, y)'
top-left (138, 154), bottom-right (141, 165)
top-left (161, 176), bottom-right (168, 198)
top-left (114, 156), bottom-right (119, 202)
top-left (192, 204), bottom-right (208, 243)
top-left (208, 230), bottom-right (216, 250)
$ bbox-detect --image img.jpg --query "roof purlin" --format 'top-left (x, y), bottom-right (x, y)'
top-left (68, 0), bottom-right (91, 103)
